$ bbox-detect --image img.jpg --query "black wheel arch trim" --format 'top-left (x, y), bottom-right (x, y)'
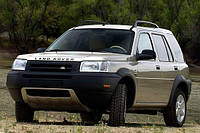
top-left (116, 68), bottom-right (136, 108)
top-left (168, 74), bottom-right (191, 107)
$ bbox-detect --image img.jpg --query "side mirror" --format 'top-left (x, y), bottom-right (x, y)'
top-left (136, 50), bottom-right (156, 61)
top-left (37, 48), bottom-right (46, 53)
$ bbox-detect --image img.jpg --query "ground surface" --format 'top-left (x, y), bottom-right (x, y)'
top-left (0, 51), bottom-right (200, 133)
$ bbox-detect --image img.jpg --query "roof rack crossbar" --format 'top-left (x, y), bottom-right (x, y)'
top-left (77, 20), bottom-right (108, 26)
top-left (130, 20), bottom-right (159, 30)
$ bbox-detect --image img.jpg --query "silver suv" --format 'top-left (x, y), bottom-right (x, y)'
top-left (7, 20), bottom-right (191, 127)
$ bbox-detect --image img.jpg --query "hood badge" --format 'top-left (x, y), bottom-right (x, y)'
top-left (35, 57), bottom-right (74, 61)
top-left (60, 66), bottom-right (66, 70)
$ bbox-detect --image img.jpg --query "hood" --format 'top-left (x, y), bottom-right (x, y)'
top-left (17, 51), bottom-right (130, 62)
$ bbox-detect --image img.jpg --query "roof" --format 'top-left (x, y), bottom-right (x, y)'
top-left (74, 24), bottom-right (132, 30)
top-left (74, 24), bottom-right (173, 34)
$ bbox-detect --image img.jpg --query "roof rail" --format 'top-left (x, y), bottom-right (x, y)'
top-left (130, 20), bottom-right (159, 30)
top-left (77, 20), bottom-right (108, 26)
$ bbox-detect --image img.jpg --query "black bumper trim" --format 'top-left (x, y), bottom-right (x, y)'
top-left (7, 71), bottom-right (121, 109)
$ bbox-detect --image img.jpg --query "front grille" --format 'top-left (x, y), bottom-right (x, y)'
top-left (26, 89), bottom-right (71, 97)
top-left (26, 61), bottom-right (80, 72)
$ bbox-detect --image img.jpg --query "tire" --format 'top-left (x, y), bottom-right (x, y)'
top-left (163, 89), bottom-right (187, 127)
top-left (109, 83), bottom-right (127, 126)
top-left (15, 102), bottom-right (34, 122)
top-left (80, 112), bottom-right (102, 125)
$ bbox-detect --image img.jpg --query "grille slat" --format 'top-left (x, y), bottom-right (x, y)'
top-left (29, 67), bottom-right (72, 72)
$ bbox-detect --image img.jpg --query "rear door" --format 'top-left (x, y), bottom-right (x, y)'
top-left (151, 33), bottom-right (178, 103)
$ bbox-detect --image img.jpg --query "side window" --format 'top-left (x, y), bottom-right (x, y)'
top-left (152, 34), bottom-right (169, 62)
top-left (162, 36), bottom-right (173, 62)
top-left (167, 34), bottom-right (184, 62)
top-left (137, 33), bottom-right (153, 54)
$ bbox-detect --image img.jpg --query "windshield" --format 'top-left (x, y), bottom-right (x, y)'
top-left (46, 29), bottom-right (134, 54)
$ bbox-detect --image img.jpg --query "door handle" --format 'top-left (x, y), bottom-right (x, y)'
top-left (174, 66), bottom-right (178, 71)
top-left (156, 65), bottom-right (160, 70)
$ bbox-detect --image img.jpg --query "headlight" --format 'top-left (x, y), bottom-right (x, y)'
top-left (80, 61), bottom-right (110, 72)
top-left (12, 59), bottom-right (27, 71)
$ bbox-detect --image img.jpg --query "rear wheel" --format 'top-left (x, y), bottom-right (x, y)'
top-left (163, 89), bottom-right (186, 127)
top-left (80, 112), bottom-right (102, 125)
top-left (109, 83), bottom-right (127, 126)
top-left (15, 102), bottom-right (34, 122)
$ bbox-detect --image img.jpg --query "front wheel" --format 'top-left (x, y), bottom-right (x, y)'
top-left (163, 89), bottom-right (187, 127)
top-left (80, 112), bottom-right (102, 125)
top-left (15, 102), bottom-right (34, 122)
top-left (109, 83), bottom-right (127, 126)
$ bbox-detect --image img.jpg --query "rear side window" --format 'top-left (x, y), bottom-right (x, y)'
top-left (163, 36), bottom-right (173, 62)
top-left (167, 34), bottom-right (184, 62)
top-left (152, 34), bottom-right (169, 62)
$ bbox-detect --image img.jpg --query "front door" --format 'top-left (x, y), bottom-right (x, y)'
top-left (135, 32), bottom-right (163, 105)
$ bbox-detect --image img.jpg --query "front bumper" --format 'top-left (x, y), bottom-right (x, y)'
top-left (7, 71), bottom-right (121, 111)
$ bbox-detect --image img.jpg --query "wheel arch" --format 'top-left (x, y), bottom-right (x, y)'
top-left (117, 68), bottom-right (136, 108)
top-left (168, 74), bottom-right (192, 106)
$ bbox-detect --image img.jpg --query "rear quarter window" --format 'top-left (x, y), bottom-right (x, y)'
top-left (166, 34), bottom-right (184, 62)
